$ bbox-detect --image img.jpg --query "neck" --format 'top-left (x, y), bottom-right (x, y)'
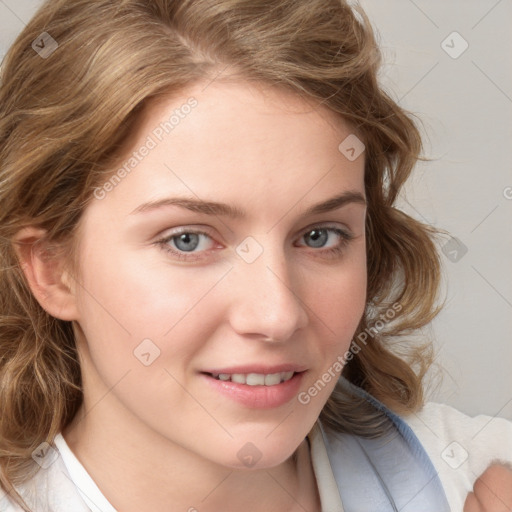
top-left (63, 393), bottom-right (321, 512)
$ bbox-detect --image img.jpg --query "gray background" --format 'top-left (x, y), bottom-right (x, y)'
top-left (1, 0), bottom-right (510, 419)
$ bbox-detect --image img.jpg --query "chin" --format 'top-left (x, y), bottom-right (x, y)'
top-left (214, 430), bottom-right (306, 471)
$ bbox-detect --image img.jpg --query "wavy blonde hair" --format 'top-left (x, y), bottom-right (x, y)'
top-left (0, 0), bottom-right (442, 507)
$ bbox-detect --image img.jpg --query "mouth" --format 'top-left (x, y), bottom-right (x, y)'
top-left (199, 368), bottom-right (307, 408)
top-left (205, 371), bottom-right (296, 386)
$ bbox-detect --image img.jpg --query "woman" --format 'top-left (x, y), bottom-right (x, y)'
top-left (0, 1), bottom-right (511, 511)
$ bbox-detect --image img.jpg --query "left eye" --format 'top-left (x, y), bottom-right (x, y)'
top-left (299, 227), bottom-right (347, 249)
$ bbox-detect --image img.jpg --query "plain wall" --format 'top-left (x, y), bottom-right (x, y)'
top-left (1, 0), bottom-right (510, 419)
top-left (357, 0), bottom-right (512, 420)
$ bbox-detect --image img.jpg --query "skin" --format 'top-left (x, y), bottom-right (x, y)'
top-left (14, 78), bottom-right (512, 511)
top-left (16, 79), bottom-right (368, 511)
top-left (464, 464), bottom-right (512, 512)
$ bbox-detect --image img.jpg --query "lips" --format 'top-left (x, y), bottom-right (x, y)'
top-left (201, 371), bottom-right (305, 409)
top-left (199, 364), bottom-right (308, 408)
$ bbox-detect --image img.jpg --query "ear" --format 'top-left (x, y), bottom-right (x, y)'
top-left (12, 227), bottom-right (79, 321)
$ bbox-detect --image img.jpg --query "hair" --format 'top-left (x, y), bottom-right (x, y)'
top-left (0, 0), bottom-right (443, 508)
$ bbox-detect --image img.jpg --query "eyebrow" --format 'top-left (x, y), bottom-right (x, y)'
top-left (130, 190), bottom-right (366, 218)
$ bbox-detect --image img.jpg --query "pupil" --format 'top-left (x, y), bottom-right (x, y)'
top-left (175, 233), bottom-right (199, 252)
top-left (307, 229), bottom-right (327, 248)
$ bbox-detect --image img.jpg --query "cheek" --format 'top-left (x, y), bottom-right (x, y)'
top-left (312, 249), bottom-right (367, 343)
top-left (295, 256), bottom-right (366, 410)
top-left (73, 243), bottom-right (231, 374)
top-left (291, 257), bottom-right (366, 422)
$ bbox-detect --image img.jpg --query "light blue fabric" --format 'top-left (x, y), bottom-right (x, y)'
top-left (320, 377), bottom-right (450, 511)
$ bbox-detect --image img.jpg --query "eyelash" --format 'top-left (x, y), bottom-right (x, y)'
top-left (155, 225), bottom-right (354, 262)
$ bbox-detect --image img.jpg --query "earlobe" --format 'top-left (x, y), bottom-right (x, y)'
top-left (12, 227), bottom-right (79, 321)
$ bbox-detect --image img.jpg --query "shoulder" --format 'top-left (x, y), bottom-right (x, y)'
top-left (399, 401), bottom-right (512, 509)
top-left (1, 442), bottom-right (92, 512)
top-left (402, 401), bottom-right (512, 461)
top-left (1, 495), bottom-right (23, 512)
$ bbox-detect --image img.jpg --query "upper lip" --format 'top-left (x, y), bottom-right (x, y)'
top-left (201, 364), bottom-right (308, 375)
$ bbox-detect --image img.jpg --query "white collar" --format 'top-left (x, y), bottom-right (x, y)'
top-left (54, 433), bottom-right (116, 512)
top-left (307, 421), bottom-right (345, 511)
top-left (54, 421), bottom-right (342, 512)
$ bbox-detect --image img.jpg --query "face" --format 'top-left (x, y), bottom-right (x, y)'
top-left (71, 79), bottom-right (367, 469)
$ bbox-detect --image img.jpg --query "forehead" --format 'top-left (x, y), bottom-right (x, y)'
top-left (88, 79), bottom-right (365, 223)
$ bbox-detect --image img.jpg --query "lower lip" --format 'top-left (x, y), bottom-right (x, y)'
top-left (200, 372), bottom-right (305, 409)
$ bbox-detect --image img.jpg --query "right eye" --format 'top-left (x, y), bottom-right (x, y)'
top-left (156, 229), bottom-right (219, 261)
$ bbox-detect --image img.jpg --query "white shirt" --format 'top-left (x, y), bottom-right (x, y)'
top-left (2, 402), bottom-right (511, 512)
top-left (401, 402), bottom-right (512, 511)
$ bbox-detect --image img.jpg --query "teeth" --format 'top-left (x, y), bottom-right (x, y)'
top-left (264, 373), bottom-right (281, 386)
top-left (231, 374), bottom-right (246, 384)
top-left (246, 373), bottom-right (265, 386)
top-left (211, 371), bottom-right (295, 386)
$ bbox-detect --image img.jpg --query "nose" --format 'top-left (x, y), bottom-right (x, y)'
top-left (227, 243), bottom-right (309, 343)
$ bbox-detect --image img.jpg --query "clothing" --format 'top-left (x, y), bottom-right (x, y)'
top-left (402, 401), bottom-right (512, 511)
top-left (2, 381), bottom-right (511, 512)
